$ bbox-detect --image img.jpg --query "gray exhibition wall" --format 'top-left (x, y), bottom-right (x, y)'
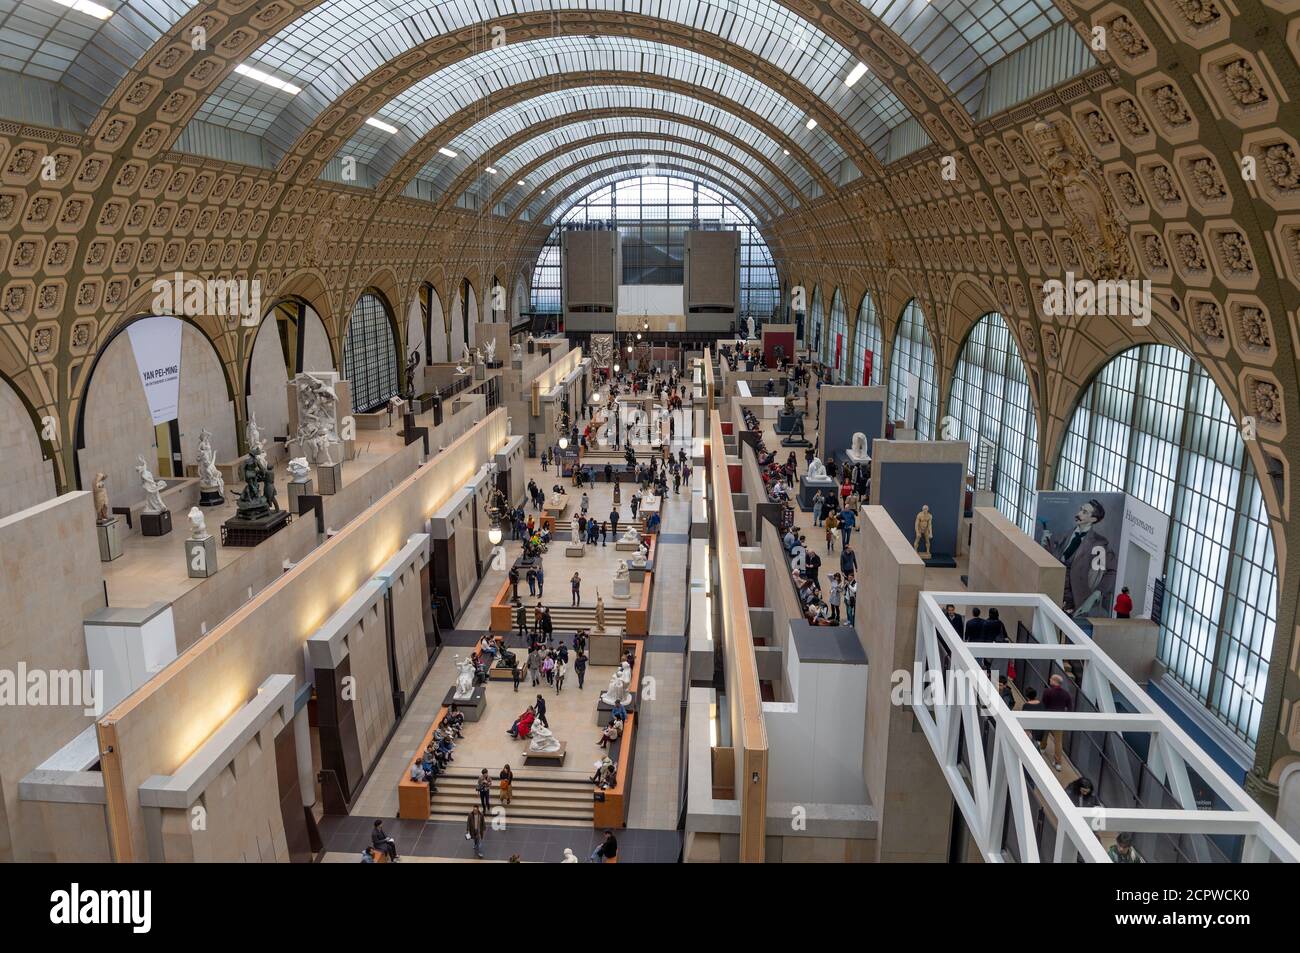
top-left (824, 400), bottom-right (885, 464)
top-left (877, 462), bottom-right (963, 557)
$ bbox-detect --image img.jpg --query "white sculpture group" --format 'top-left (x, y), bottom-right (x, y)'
top-left (452, 655), bottom-right (476, 701)
top-left (293, 373), bottom-right (343, 467)
top-left (287, 457), bottom-right (311, 483)
top-left (601, 660), bottom-right (633, 706)
top-left (195, 428), bottom-right (225, 499)
top-left (528, 722), bottom-right (562, 753)
top-left (806, 457), bottom-right (830, 481)
top-left (135, 456), bottom-right (167, 515)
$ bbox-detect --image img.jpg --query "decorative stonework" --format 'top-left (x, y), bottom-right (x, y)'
top-left (1191, 298), bottom-right (1226, 342)
top-left (1249, 378), bottom-right (1283, 426)
top-left (1232, 302), bottom-right (1272, 353)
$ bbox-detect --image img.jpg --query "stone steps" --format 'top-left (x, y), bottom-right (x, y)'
top-left (427, 769), bottom-right (594, 825)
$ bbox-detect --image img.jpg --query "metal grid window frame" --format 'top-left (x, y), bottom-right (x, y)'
top-left (1054, 344), bottom-right (1276, 745)
top-left (851, 292), bottom-right (884, 387)
top-left (886, 298), bottom-right (939, 439)
top-left (529, 174), bottom-right (778, 320)
top-left (342, 291), bottom-right (400, 413)
top-left (947, 311), bottom-right (1039, 533)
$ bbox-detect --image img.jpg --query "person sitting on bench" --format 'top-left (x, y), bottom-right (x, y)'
top-left (507, 706), bottom-right (536, 739)
top-left (591, 756), bottom-right (617, 789)
top-left (371, 820), bottom-right (399, 862)
top-left (443, 706), bottom-right (465, 738)
top-left (597, 717), bottom-right (624, 749)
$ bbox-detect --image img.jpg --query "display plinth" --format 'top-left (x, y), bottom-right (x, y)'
top-left (612, 574), bottom-right (631, 599)
top-left (185, 535), bottom-right (218, 578)
top-left (317, 463), bottom-right (343, 495)
top-left (97, 518), bottom-right (123, 562)
top-left (587, 633), bottom-right (623, 665)
top-left (775, 411), bottom-right (801, 434)
top-left (442, 684), bottom-right (487, 721)
top-left (287, 479), bottom-right (314, 512)
top-left (524, 741), bottom-right (567, 766)
top-left (845, 449), bottom-right (870, 468)
top-left (220, 509), bottom-right (290, 547)
top-left (595, 695), bottom-right (639, 725)
top-left (198, 488), bottom-right (226, 507)
top-left (565, 542), bottom-right (586, 557)
top-left (799, 475), bottom-right (838, 509)
top-left (781, 433), bottom-right (812, 448)
top-left (141, 510), bottom-right (173, 537)
top-left (615, 538), bottom-right (640, 551)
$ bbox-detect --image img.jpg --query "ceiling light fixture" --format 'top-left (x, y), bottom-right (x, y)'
top-left (805, 117), bottom-right (817, 130)
top-left (844, 62), bottom-right (869, 87)
top-left (437, 147), bottom-right (458, 158)
top-left (365, 116), bottom-right (399, 134)
top-left (517, 180), bottom-right (526, 186)
top-left (783, 148), bottom-right (790, 155)
top-left (52, 0), bottom-right (112, 19)
top-left (234, 63), bottom-right (302, 95)
top-left (485, 166), bottom-right (499, 175)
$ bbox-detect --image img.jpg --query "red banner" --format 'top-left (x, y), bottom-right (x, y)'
top-left (863, 350), bottom-right (874, 385)
top-left (835, 332), bottom-right (843, 369)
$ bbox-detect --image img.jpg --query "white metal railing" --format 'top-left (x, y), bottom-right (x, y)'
top-left (912, 591), bottom-right (1300, 863)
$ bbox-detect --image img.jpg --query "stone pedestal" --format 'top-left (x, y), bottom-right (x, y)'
top-left (565, 542), bottom-right (586, 557)
top-left (141, 510), bottom-right (173, 537)
top-left (442, 683), bottom-right (488, 721)
top-left (97, 518), bottom-right (123, 562)
top-left (524, 741), bottom-right (567, 766)
top-left (198, 487), bottom-right (226, 507)
top-left (185, 535), bottom-right (218, 578)
top-left (220, 509), bottom-right (291, 547)
top-left (317, 463), bottom-right (343, 495)
top-left (288, 479), bottom-right (314, 512)
top-left (615, 538), bottom-right (640, 551)
top-left (587, 632), bottom-right (623, 666)
top-left (612, 573), bottom-right (631, 599)
top-left (775, 411), bottom-right (800, 434)
top-left (845, 448), bottom-right (870, 469)
top-left (799, 475), bottom-right (838, 510)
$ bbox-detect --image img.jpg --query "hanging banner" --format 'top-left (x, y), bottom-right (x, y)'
top-left (835, 332), bottom-right (843, 369)
top-left (863, 350), bottom-right (874, 385)
top-left (127, 316), bottom-right (184, 425)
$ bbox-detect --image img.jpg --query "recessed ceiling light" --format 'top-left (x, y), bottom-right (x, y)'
top-left (518, 180), bottom-right (526, 186)
top-left (438, 147), bottom-right (458, 158)
top-left (365, 116), bottom-right (399, 134)
top-left (52, 0), bottom-right (112, 19)
top-left (805, 117), bottom-right (817, 130)
top-left (233, 63), bottom-right (302, 95)
top-left (485, 166), bottom-right (499, 175)
top-left (782, 148), bottom-right (790, 155)
top-left (844, 62), bottom-right (869, 87)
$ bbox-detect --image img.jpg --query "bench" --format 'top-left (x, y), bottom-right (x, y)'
top-left (397, 704), bottom-right (450, 820)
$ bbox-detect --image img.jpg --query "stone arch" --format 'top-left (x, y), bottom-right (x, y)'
top-left (0, 368), bottom-right (58, 518)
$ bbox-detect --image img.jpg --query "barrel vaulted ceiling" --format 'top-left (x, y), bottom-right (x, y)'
top-left (3, 2), bottom-right (1300, 805)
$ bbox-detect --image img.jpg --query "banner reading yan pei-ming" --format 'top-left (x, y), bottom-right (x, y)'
top-left (127, 316), bottom-right (183, 425)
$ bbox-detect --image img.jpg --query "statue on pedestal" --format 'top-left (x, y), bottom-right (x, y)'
top-left (528, 722), bottom-right (562, 753)
top-left (601, 670), bottom-right (632, 706)
top-left (619, 525), bottom-right (639, 544)
top-left (246, 412), bottom-right (265, 457)
top-left (236, 452), bottom-right (279, 519)
top-left (807, 457), bottom-right (829, 481)
top-left (595, 593), bottom-right (606, 632)
top-left (195, 428), bottom-right (225, 501)
top-left (570, 513), bottom-right (582, 543)
top-left (453, 655), bottom-right (476, 701)
top-left (484, 339), bottom-right (497, 365)
top-left (187, 506), bottom-right (208, 539)
top-left (93, 472), bottom-right (110, 524)
top-left (294, 374), bottom-right (342, 466)
top-left (913, 504), bottom-right (934, 559)
top-left (136, 456), bottom-right (167, 515)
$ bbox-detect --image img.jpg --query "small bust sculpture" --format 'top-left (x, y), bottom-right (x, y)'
top-left (187, 506), bottom-right (208, 539)
top-left (807, 457), bottom-right (829, 480)
top-left (287, 457), bottom-right (310, 483)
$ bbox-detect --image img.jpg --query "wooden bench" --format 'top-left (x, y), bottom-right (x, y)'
top-left (397, 704), bottom-right (450, 820)
top-left (592, 642), bottom-right (643, 829)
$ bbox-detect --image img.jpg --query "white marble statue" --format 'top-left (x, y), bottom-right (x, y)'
top-left (462, 343), bottom-right (472, 364)
top-left (571, 513), bottom-right (582, 542)
top-left (511, 342), bottom-right (523, 362)
top-left (294, 373), bottom-right (343, 467)
top-left (246, 412), bottom-right (265, 456)
top-left (452, 655), bottom-right (476, 701)
top-left (637, 540), bottom-right (650, 562)
top-left (187, 506), bottom-right (208, 539)
top-left (806, 457), bottom-right (829, 481)
top-left (620, 525), bottom-right (640, 544)
top-left (455, 362), bottom-right (466, 374)
top-left (528, 722), bottom-right (562, 753)
top-left (195, 428), bottom-right (224, 497)
top-left (93, 472), bottom-right (111, 523)
top-left (136, 456), bottom-right (167, 514)
top-left (287, 457), bottom-right (310, 483)
top-left (615, 561), bottom-right (630, 582)
top-left (746, 316), bottom-right (756, 340)
top-left (484, 339), bottom-right (497, 364)
top-left (600, 670), bottom-right (632, 707)
top-left (848, 431), bottom-right (869, 462)
top-left (595, 593), bottom-right (606, 632)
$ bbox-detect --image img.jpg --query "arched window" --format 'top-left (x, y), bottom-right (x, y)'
top-left (827, 289), bottom-right (848, 379)
top-left (887, 299), bottom-right (939, 439)
top-left (343, 291), bottom-right (399, 413)
top-left (948, 312), bottom-right (1039, 532)
top-left (851, 292), bottom-right (884, 386)
top-left (1056, 344), bottom-right (1276, 744)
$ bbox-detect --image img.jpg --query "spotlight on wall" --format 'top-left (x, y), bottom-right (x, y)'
top-left (558, 436), bottom-right (569, 450)
top-left (488, 524), bottom-right (503, 545)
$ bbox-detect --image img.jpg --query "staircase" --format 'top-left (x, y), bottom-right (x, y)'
top-left (426, 767), bottom-right (595, 826)
top-left (541, 604), bottom-right (628, 632)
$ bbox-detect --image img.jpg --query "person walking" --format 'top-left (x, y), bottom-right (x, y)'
top-left (601, 520), bottom-right (609, 546)
top-left (570, 571), bottom-right (582, 607)
top-left (499, 764), bottom-right (514, 806)
top-left (555, 658), bottom-right (567, 693)
top-left (540, 606), bottom-right (554, 643)
top-left (542, 652), bottom-right (555, 686)
top-left (467, 807), bottom-right (486, 859)
top-left (527, 648), bottom-right (540, 688)
top-left (845, 575), bottom-right (857, 626)
top-left (535, 565), bottom-right (544, 597)
top-left (534, 694), bottom-right (549, 728)
top-left (824, 511), bottom-right (838, 552)
top-left (526, 567), bottom-right (537, 596)
top-left (1042, 673), bottom-right (1073, 771)
top-left (828, 573), bottom-right (842, 624)
top-left (574, 651), bottom-right (588, 689)
top-left (516, 601), bottom-right (530, 639)
top-left (839, 505), bottom-right (856, 548)
top-left (840, 543), bottom-right (857, 578)
top-left (476, 768), bottom-right (492, 813)
top-left (581, 491), bottom-right (590, 516)
top-left (609, 509), bottom-right (620, 536)
top-left (812, 490), bottom-right (825, 527)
